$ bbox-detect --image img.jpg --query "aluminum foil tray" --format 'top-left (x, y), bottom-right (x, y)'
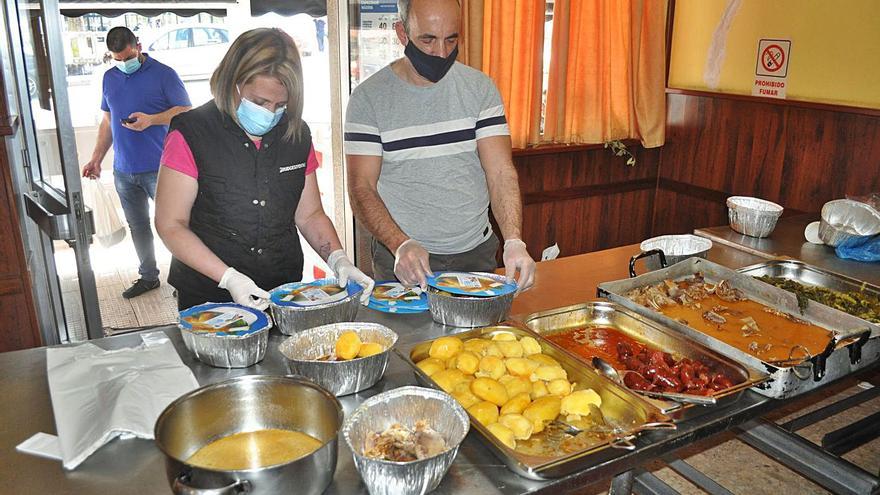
top-left (342, 386), bottom-right (469, 495)
top-left (638, 235), bottom-right (712, 272)
top-left (597, 258), bottom-right (874, 399)
top-left (270, 283), bottom-right (363, 335)
top-left (180, 327), bottom-right (269, 368)
top-left (818, 199), bottom-right (880, 247)
top-left (726, 196), bottom-right (783, 238)
top-left (520, 302), bottom-right (768, 418)
top-left (395, 325), bottom-right (671, 480)
top-left (427, 273), bottom-right (514, 328)
top-left (278, 322), bottom-right (398, 396)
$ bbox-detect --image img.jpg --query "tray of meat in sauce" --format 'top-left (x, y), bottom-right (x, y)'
top-left (521, 302), bottom-right (767, 417)
top-left (598, 258), bottom-right (873, 399)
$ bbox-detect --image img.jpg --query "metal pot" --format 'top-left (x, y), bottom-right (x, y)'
top-left (154, 375), bottom-right (342, 495)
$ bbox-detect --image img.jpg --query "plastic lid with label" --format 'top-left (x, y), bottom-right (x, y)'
top-left (270, 279), bottom-right (360, 307)
top-left (178, 302), bottom-right (271, 336)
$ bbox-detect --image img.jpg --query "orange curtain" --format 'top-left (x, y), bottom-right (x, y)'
top-left (459, 0), bottom-right (484, 69)
top-left (462, 0), bottom-right (545, 149)
top-left (543, 0), bottom-right (667, 148)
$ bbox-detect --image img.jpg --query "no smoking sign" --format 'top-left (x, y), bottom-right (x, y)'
top-left (756, 39), bottom-right (791, 77)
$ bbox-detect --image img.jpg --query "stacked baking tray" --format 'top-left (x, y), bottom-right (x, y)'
top-left (598, 258), bottom-right (875, 399)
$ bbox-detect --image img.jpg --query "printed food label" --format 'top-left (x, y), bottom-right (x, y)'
top-left (455, 275), bottom-right (483, 288)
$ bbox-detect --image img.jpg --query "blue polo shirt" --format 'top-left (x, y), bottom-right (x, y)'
top-left (100, 54), bottom-right (191, 174)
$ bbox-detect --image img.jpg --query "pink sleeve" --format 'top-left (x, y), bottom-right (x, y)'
top-left (160, 130), bottom-right (198, 179)
top-left (306, 144), bottom-right (320, 175)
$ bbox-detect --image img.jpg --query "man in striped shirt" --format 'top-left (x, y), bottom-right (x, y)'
top-left (345, 0), bottom-right (535, 291)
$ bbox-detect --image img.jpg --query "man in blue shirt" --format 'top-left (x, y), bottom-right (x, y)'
top-left (81, 26), bottom-right (191, 298)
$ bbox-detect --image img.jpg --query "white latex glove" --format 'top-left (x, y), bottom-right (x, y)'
top-left (503, 239), bottom-right (536, 291)
top-left (218, 267), bottom-right (270, 310)
top-left (393, 239), bottom-right (432, 289)
top-left (328, 249), bottom-right (374, 305)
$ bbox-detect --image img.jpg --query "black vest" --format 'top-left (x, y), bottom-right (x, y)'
top-left (168, 101), bottom-right (309, 308)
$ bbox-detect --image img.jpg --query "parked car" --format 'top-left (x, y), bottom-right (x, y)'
top-left (144, 24), bottom-right (231, 80)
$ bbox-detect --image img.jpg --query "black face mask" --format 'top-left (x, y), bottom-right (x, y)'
top-left (404, 41), bottom-right (458, 83)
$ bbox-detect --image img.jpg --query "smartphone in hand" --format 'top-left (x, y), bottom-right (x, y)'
top-left (121, 117), bottom-right (137, 124)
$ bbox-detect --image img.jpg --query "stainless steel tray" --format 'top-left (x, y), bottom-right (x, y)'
top-left (519, 302), bottom-right (768, 417)
top-left (394, 325), bottom-right (672, 480)
top-left (737, 259), bottom-right (880, 337)
top-left (597, 258), bottom-right (874, 399)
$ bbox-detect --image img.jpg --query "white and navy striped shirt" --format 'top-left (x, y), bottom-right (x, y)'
top-left (344, 62), bottom-right (510, 254)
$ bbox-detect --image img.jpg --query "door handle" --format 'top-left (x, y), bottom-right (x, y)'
top-left (23, 190), bottom-right (94, 241)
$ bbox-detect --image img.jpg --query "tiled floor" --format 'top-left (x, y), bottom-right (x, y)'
top-left (55, 230), bottom-right (177, 340)
top-left (575, 373), bottom-right (880, 494)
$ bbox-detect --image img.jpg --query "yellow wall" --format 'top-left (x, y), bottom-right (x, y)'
top-left (668, 0), bottom-right (880, 108)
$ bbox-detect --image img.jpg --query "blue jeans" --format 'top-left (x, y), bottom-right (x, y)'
top-left (114, 170), bottom-right (159, 281)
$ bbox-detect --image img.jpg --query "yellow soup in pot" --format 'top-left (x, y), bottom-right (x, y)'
top-left (186, 429), bottom-right (323, 470)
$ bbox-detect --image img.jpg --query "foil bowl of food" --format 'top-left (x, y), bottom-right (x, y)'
top-left (178, 302), bottom-right (272, 368)
top-left (155, 375), bottom-right (342, 495)
top-left (426, 272), bottom-right (515, 328)
top-left (342, 386), bottom-right (469, 495)
top-left (726, 196), bottom-right (784, 238)
top-left (638, 234), bottom-right (712, 271)
top-left (278, 322), bottom-right (398, 396)
top-left (269, 279), bottom-right (364, 335)
top-left (818, 199), bottom-right (880, 247)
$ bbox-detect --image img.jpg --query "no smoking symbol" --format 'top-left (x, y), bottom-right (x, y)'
top-left (761, 44), bottom-right (785, 73)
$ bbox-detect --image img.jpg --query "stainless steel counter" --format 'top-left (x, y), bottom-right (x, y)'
top-left (0, 240), bottom-right (872, 494)
top-left (695, 214), bottom-right (880, 287)
top-left (3, 308), bottom-right (569, 495)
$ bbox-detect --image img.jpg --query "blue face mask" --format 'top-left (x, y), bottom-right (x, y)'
top-left (236, 96), bottom-right (285, 136)
top-left (114, 56), bottom-right (141, 75)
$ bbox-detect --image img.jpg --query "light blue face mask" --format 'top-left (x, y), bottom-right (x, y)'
top-left (114, 56), bottom-right (141, 75)
top-left (236, 96), bottom-right (286, 137)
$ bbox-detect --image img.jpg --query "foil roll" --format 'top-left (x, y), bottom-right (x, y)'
top-left (818, 199), bottom-right (880, 247)
top-left (342, 386), bottom-right (469, 495)
top-left (278, 322), bottom-right (398, 396)
top-left (427, 273), bottom-right (514, 328)
top-left (639, 234), bottom-right (712, 271)
top-left (270, 285), bottom-right (363, 335)
top-left (179, 325), bottom-right (269, 368)
top-left (726, 196), bottom-right (783, 238)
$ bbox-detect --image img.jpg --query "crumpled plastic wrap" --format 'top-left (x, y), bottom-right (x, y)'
top-left (45, 332), bottom-right (199, 469)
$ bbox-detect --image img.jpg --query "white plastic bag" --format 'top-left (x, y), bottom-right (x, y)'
top-left (81, 179), bottom-right (126, 248)
top-left (45, 332), bottom-right (199, 470)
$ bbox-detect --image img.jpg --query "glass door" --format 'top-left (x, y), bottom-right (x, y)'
top-left (5, 0), bottom-right (101, 340)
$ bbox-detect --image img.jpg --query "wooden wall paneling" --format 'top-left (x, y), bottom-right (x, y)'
top-left (522, 190), bottom-right (655, 257)
top-left (0, 160), bottom-right (20, 276)
top-left (780, 107), bottom-right (880, 211)
top-left (0, 292), bottom-right (37, 350)
top-left (0, 140), bottom-right (41, 350)
top-left (655, 91), bottom-right (880, 237)
top-left (513, 145), bottom-right (660, 258)
top-left (662, 93), bottom-right (788, 198)
top-left (0, 64), bottom-right (41, 351)
top-left (651, 188), bottom-right (728, 237)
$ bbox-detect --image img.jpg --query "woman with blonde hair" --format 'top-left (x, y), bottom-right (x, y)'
top-left (156, 28), bottom-right (373, 310)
